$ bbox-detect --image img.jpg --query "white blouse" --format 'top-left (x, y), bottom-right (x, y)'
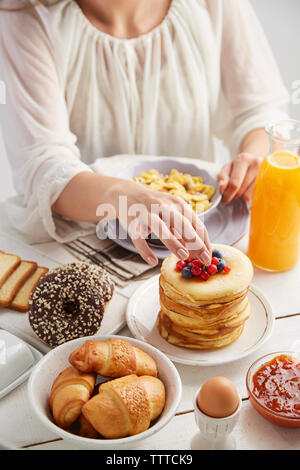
top-left (0, 0), bottom-right (289, 244)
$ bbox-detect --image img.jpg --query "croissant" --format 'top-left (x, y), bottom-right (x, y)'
top-left (69, 338), bottom-right (158, 378)
top-left (82, 374), bottom-right (165, 439)
top-left (49, 366), bottom-right (96, 429)
top-left (70, 414), bottom-right (99, 439)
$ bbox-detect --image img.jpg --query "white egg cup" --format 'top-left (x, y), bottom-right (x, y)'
top-left (191, 388), bottom-right (242, 450)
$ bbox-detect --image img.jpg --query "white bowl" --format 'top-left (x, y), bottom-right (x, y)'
top-left (28, 335), bottom-right (182, 450)
top-left (117, 158), bottom-right (222, 218)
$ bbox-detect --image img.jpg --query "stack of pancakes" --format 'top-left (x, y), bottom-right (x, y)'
top-left (157, 244), bottom-right (253, 350)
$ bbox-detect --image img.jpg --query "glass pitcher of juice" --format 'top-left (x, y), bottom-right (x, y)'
top-left (248, 119), bottom-right (300, 272)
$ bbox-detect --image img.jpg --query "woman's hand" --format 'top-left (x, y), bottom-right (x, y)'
top-left (52, 172), bottom-right (212, 267)
top-left (217, 152), bottom-right (263, 205)
top-left (97, 179), bottom-right (212, 267)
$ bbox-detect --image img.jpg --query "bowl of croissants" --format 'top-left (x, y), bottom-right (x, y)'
top-left (28, 335), bottom-right (182, 449)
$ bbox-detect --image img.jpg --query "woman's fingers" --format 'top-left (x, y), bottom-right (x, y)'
top-left (126, 190), bottom-right (212, 266)
top-left (149, 213), bottom-right (191, 261)
top-left (166, 211), bottom-right (210, 264)
top-left (173, 196), bottom-right (211, 254)
top-left (221, 157), bottom-right (249, 205)
top-left (236, 157), bottom-right (261, 199)
top-left (129, 215), bottom-right (192, 266)
top-left (128, 211), bottom-right (191, 263)
top-left (161, 198), bottom-right (211, 264)
top-left (242, 180), bottom-right (256, 202)
top-left (129, 220), bottom-right (159, 266)
top-left (235, 169), bottom-right (256, 199)
top-left (131, 236), bottom-right (159, 266)
top-left (218, 162), bottom-right (232, 193)
top-left (186, 205), bottom-right (212, 258)
top-left (218, 154), bottom-right (262, 205)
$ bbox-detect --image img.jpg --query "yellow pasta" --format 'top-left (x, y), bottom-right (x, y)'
top-left (133, 168), bottom-right (216, 214)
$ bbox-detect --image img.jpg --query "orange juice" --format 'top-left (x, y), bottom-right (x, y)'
top-left (248, 151), bottom-right (300, 271)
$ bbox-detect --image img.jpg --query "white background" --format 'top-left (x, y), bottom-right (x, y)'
top-left (0, 0), bottom-right (299, 202)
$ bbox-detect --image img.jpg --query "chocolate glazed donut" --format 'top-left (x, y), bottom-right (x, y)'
top-left (28, 263), bottom-right (114, 347)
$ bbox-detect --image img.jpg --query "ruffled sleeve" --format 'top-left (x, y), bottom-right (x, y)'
top-left (0, 7), bottom-right (94, 243)
top-left (209, 0), bottom-right (290, 157)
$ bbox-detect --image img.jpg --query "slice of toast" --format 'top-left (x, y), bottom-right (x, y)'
top-left (0, 252), bottom-right (21, 288)
top-left (0, 260), bottom-right (38, 307)
top-left (9, 266), bottom-right (49, 313)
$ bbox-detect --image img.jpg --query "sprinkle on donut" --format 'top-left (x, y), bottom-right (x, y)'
top-left (28, 262), bottom-right (114, 347)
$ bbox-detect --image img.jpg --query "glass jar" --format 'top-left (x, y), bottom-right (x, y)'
top-left (248, 119), bottom-right (300, 272)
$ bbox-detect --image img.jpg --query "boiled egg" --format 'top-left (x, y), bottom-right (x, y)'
top-left (197, 376), bottom-right (240, 418)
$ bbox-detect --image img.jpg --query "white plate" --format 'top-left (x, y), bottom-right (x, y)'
top-left (126, 275), bottom-right (274, 366)
top-left (0, 233), bottom-right (126, 353)
top-left (102, 198), bottom-right (250, 260)
top-left (0, 329), bottom-right (42, 399)
top-left (99, 159), bottom-right (249, 259)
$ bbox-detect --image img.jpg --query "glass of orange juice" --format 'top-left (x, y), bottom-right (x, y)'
top-left (248, 119), bottom-right (300, 272)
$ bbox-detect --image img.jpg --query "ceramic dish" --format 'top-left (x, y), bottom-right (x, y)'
top-left (28, 334), bottom-right (182, 450)
top-left (97, 158), bottom-right (239, 258)
top-left (246, 351), bottom-right (300, 428)
top-left (191, 386), bottom-right (242, 450)
top-left (126, 275), bottom-right (274, 366)
top-left (0, 329), bottom-right (42, 399)
top-left (99, 198), bottom-right (250, 260)
top-left (116, 158), bottom-right (222, 217)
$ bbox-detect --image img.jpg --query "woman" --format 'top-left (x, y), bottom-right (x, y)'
top-left (0, 0), bottom-right (289, 266)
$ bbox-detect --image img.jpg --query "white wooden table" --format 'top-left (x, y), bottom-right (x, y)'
top-left (0, 233), bottom-right (300, 451)
top-left (0, 156), bottom-right (300, 451)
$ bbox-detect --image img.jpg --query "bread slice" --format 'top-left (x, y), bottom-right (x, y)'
top-left (0, 252), bottom-right (21, 288)
top-left (0, 260), bottom-right (38, 306)
top-left (9, 266), bottom-right (49, 313)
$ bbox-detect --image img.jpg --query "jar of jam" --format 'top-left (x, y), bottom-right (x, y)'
top-left (246, 352), bottom-right (300, 428)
